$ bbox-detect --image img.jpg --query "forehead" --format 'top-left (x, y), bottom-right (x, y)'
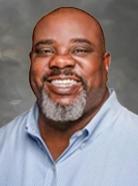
top-left (33, 10), bottom-right (102, 47)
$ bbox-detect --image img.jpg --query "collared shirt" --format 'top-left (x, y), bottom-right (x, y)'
top-left (0, 90), bottom-right (138, 186)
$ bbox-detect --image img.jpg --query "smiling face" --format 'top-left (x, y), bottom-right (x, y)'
top-left (30, 8), bottom-right (110, 123)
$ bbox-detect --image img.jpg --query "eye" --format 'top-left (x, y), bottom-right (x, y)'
top-left (71, 47), bottom-right (92, 56)
top-left (34, 47), bottom-right (55, 56)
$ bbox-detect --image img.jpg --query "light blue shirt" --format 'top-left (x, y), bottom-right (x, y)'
top-left (0, 90), bottom-right (138, 186)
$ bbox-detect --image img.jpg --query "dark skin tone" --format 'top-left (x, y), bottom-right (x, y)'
top-left (30, 8), bottom-right (111, 160)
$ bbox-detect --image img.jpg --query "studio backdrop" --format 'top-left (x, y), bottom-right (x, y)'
top-left (0, 0), bottom-right (138, 127)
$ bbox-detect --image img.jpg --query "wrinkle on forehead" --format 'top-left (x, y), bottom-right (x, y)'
top-left (32, 7), bottom-right (106, 54)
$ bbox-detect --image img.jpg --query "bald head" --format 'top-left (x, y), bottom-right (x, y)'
top-left (32, 7), bottom-right (106, 54)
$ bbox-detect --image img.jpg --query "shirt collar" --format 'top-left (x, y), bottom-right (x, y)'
top-left (25, 103), bottom-right (40, 138)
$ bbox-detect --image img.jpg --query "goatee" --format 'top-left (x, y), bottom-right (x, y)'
top-left (40, 89), bottom-right (87, 123)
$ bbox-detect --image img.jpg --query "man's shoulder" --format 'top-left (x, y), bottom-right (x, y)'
top-left (120, 106), bottom-right (138, 123)
top-left (116, 105), bottom-right (138, 136)
top-left (0, 110), bottom-right (30, 140)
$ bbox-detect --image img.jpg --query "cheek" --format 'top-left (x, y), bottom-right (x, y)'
top-left (79, 60), bottom-right (105, 90)
top-left (29, 59), bottom-right (48, 92)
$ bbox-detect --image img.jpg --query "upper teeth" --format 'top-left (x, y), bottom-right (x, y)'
top-left (51, 79), bottom-right (77, 87)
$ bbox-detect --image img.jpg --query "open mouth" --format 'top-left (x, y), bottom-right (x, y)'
top-left (46, 75), bottom-right (81, 87)
top-left (50, 79), bottom-right (79, 88)
top-left (44, 75), bottom-right (83, 95)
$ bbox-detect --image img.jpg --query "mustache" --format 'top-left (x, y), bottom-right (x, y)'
top-left (42, 67), bottom-right (88, 90)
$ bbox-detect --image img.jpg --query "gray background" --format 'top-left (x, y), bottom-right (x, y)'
top-left (0, 0), bottom-right (138, 127)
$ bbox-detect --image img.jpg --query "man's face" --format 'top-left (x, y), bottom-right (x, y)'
top-left (30, 10), bottom-right (110, 122)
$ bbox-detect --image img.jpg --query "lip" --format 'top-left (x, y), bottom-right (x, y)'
top-left (46, 74), bottom-right (81, 83)
top-left (44, 75), bottom-right (82, 95)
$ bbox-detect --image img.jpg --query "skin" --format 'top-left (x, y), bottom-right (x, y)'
top-left (29, 7), bottom-right (111, 160)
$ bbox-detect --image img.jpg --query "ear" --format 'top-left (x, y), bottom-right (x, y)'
top-left (29, 51), bottom-right (32, 60)
top-left (103, 52), bottom-right (111, 72)
top-left (29, 51), bottom-right (34, 65)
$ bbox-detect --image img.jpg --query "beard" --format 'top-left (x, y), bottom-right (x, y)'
top-left (40, 88), bottom-right (87, 123)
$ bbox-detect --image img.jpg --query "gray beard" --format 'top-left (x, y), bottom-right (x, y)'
top-left (40, 89), bottom-right (87, 123)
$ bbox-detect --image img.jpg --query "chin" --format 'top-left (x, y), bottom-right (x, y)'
top-left (50, 96), bottom-right (77, 106)
top-left (40, 88), bottom-right (87, 123)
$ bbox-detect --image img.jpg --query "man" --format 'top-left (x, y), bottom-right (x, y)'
top-left (0, 7), bottom-right (138, 186)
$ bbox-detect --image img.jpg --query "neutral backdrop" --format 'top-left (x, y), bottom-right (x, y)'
top-left (0, 0), bottom-right (138, 127)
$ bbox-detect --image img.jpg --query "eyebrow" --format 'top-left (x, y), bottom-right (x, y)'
top-left (33, 38), bottom-right (95, 48)
top-left (70, 38), bottom-right (95, 48)
top-left (33, 39), bottom-right (55, 48)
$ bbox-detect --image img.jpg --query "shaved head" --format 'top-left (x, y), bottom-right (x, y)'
top-left (32, 7), bottom-right (106, 54)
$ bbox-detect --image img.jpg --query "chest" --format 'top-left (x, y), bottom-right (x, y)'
top-left (1, 136), bottom-right (138, 186)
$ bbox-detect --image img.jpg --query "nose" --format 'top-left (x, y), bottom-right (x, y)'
top-left (49, 54), bottom-right (75, 69)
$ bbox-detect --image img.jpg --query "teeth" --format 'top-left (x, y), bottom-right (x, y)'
top-left (51, 79), bottom-right (77, 87)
